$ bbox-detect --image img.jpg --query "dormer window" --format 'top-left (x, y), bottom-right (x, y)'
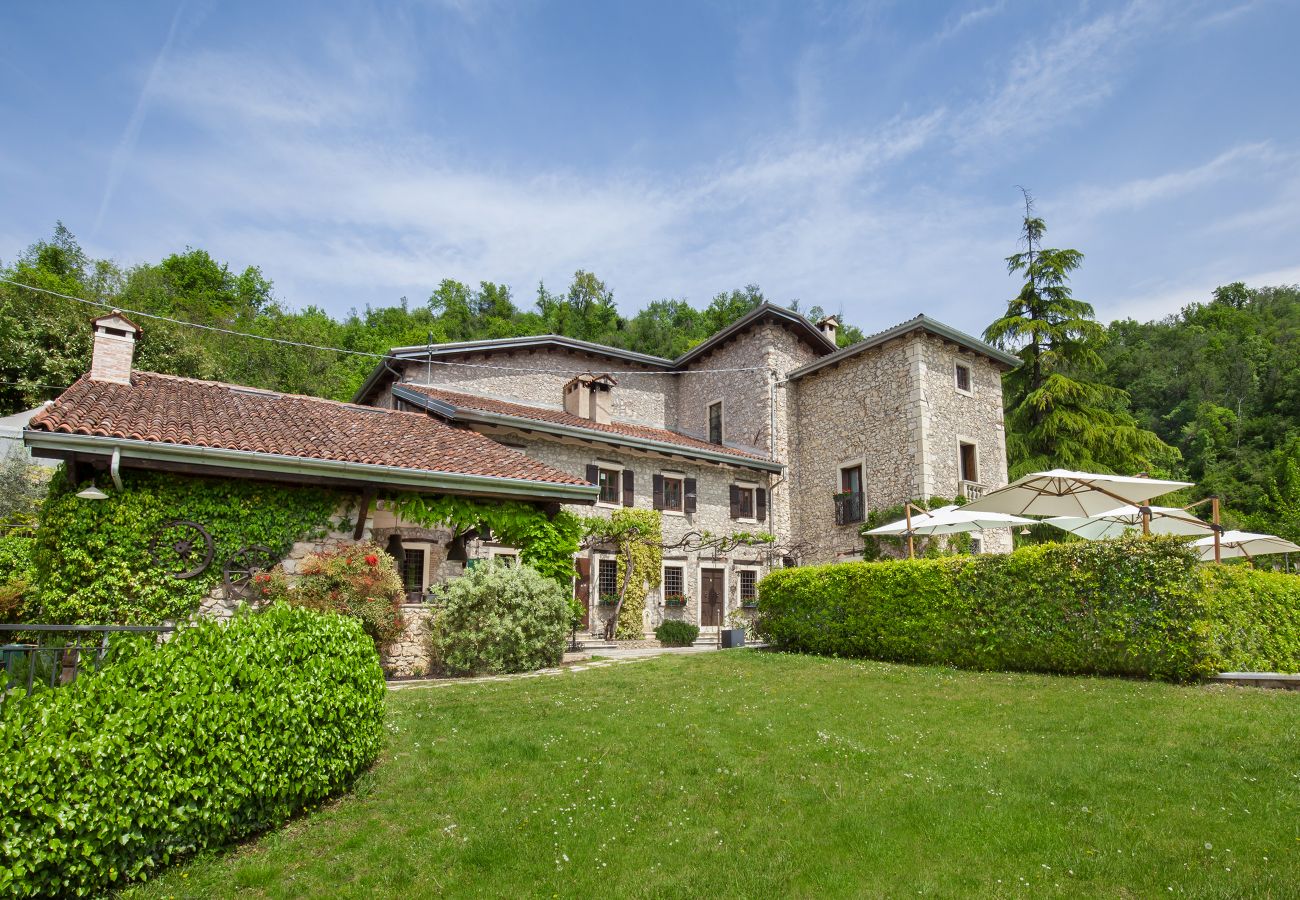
top-left (563, 372), bottom-right (616, 424)
top-left (708, 401), bottom-right (723, 444)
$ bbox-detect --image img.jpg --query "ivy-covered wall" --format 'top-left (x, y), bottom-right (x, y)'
top-left (30, 468), bottom-right (344, 624)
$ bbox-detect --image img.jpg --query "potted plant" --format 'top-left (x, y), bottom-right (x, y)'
top-left (596, 593), bottom-right (619, 606)
top-left (663, 593), bottom-right (689, 608)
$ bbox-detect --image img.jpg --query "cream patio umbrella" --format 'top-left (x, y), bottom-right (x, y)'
top-left (865, 504), bottom-right (1035, 558)
top-left (1043, 505), bottom-right (1215, 540)
top-left (960, 469), bottom-right (1193, 524)
top-left (1190, 530), bottom-right (1300, 563)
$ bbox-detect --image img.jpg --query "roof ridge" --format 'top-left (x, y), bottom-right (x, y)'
top-left (134, 370), bottom-right (429, 419)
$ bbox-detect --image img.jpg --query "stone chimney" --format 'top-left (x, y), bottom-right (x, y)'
top-left (816, 315), bottom-right (839, 345)
top-left (89, 312), bottom-right (142, 384)
top-left (562, 373), bottom-right (616, 425)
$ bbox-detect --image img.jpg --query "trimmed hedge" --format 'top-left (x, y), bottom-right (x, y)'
top-left (655, 619), bottom-right (700, 647)
top-left (0, 603), bottom-right (385, 898)
top-left (758, 538), bottom-right (1300, 681)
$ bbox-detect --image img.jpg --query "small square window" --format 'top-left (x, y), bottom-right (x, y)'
top-left (734, 486), bottom-right (755, 519)
top-left (739, 570), bottom-right (757, 604)
top-left (597, 468), bottom-right (621, 504)
top-left (662, 476), bottom-right (683, 512)
top-left (597, 558), bottom-right (619, 599)
top-left (401, 548), bottom-right (426, 595)
top-left (955, 363), bottom-right (972, 393)
top-left (663, 565), bottom-right (685, 599)
top-left (708, 402), bottom-right (723, 444)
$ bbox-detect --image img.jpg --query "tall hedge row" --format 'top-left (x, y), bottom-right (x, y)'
top-left (0, 604), bottom-right (386, 898)
top-left (757, 538), bottom-right (1300, 681)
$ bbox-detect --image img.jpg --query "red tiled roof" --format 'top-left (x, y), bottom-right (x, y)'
top-left (29, 372), bottom-right (590, 487)
top-left (398, 384), bottom-right (772, 463)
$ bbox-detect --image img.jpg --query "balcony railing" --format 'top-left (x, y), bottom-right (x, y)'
top-left (959, 480), bottom-right (986, 501)
top-left (834, 491), bottom-right (865, 526)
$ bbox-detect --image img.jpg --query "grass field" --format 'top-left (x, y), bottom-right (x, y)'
top-left (125, 651), bottom-right (1299, 899)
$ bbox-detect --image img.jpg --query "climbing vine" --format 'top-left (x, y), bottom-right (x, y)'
top-left (30, 467), bottom-right (343, 624)
top-left (583, 508), bottom-right (662, 640)
top-left (392, 494), bottom-right (583, 586)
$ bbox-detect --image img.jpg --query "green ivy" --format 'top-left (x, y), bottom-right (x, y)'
top-left (584, 508), bottom-right (663, 639)
top-left (757, 537), bottom-right (1266, 682)
top-left (0, 603), bottom-right (384, 898)
top-left (392, 494), bottom-right (583, 586)
top-left (30, 468), bottom-right (342, 624)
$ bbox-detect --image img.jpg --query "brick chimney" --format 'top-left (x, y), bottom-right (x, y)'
top-left (816, 315), bottom-right (839, 345)
top-left (89, 312), bottom-right (142, 384)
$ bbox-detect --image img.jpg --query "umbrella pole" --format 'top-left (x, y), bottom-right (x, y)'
top-left (1141, 507), bottom-right (1151, 536)
top-left (1212, 497), bottom-right (1221, 565)
top-left (905, 504), bottom-right (914, 560)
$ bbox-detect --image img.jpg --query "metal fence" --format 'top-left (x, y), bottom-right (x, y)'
top-left (0, 624), bottom-right (174, 702)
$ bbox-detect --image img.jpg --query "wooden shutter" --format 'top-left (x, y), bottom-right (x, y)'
top-left (684, 478), bottom-right (698, 514)
top-left (652, 474), bottom-right (664, 510)
top-left (574, 557), bottom-right (591, 627)
top-left (756, 487), bottom-right (767, 522)
top-left (729, 484), bottom-right (742, 519)
top-left (622, 468), bottom-right (635, 507)
top-left (585, 464), bottom-right (599, 485)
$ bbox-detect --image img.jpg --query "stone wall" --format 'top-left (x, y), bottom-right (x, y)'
top-left (383, 604), bottom-right (436, 677)
top-left (393, 349), bottom-right (677, 427)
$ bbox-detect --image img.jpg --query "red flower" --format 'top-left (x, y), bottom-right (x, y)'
top-left (365, 554), bottom-right (379, 567)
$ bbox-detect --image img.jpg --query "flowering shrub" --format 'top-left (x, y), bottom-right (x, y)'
top-left (259, 541), bottom-right (405, 648)
top-left (428, 562), bottom-right (569, 675)
top-left (663, 594), bottom-right (689, 607)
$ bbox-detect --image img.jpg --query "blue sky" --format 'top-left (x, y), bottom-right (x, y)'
top-left (3, 0), bottom-right (1298, 336)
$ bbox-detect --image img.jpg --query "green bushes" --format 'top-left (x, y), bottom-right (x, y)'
top-left (428, 563), bottom-right (569, 675)
top-left (0, 603), bottom-right (385, 897)
top-left (1201, 566), bottom-right (1300, 673)
top-left (654, 619), bottom-right (700, 647)
top-left (30, 468), bottom-right (341, 624)
top-left (757, 538), bottom-right (1298, 681)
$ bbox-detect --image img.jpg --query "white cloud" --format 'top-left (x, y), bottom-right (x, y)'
top-left (932, 1), bottom-right (1007, 45)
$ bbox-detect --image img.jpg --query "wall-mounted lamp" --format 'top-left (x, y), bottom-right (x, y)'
top-left (76, 481), bottom-right (108, 501)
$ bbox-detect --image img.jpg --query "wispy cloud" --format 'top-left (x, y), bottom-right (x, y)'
top-left (1072, 143), bottom-right (1283, 216)
top-left (932, 1), bottom-right (1007, 45)
top-left (93, 2), bottom-right (188, 235)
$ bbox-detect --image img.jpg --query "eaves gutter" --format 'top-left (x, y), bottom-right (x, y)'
top-left (23, 429), bottom-right (601, 503)
top-left (393, 385), bottom-right (784, 474)
top-left (787, 314), bottom-right (1021, 380)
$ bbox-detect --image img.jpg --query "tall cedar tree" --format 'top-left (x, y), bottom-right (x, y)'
top-left (984, 192), bottom-right (1174, 478)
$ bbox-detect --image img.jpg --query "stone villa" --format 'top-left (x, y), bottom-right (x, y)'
top-left (25, 304), bottom-right (1018, 654)
top-left (353, 303), bottom-right (1020, 637)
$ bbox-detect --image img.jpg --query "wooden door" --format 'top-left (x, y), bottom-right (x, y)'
top-left (701, 568), bottom-right (724, 626)
top-left (574, 557), bottom-right (591, 627)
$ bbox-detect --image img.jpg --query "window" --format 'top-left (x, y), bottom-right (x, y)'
top-left (597, 558), bottom-right (619, 598)
top-left (732, 485), bottom-right (754, 519)
top-left (491, 549), bottom-right (519, 566)
top-left (959, 442), bottom-right (979, 483)
top-left (663, 565), bottom-right (685, 599)
top-left (836, 465), bottom-right (865, 525)
top-left (739, 570), bottom-right (757, 605)
top-left (970, 535), bottom-right (983, 555)
top-left (597, 467), bottom-right (621, 504)
top-left (955, 363), bottom-right (972, 393)
top-left (401, 548), bottom-right (426, 596)
top-left (708, 401), bottom-right (723, 444)
top-left (656, 474), bottom-right (684, 512)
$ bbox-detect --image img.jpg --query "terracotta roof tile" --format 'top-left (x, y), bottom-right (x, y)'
top-left (29, 372), bottom-right (590, 487)
top-left (399, 384), bottom-right (772, 463)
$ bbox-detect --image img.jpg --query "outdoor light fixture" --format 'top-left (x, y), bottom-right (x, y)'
top-left (1019, 526), bottom-right (1032, 535)
top-left (76, 481), bottom-right (108, 501)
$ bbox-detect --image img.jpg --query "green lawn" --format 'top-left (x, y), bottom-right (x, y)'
top-left (125, 652), bottom-right (1299, 899)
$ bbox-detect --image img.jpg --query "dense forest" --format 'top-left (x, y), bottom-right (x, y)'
top-left (1, 223), bottom-right (1297, 542)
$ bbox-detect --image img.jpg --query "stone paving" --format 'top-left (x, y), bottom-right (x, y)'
top-left (385, 643), bottom-right (727, 691)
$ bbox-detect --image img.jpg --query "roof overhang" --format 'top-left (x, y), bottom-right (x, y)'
top-left (672, 303), bottom-right (836, 368)
top-left (393, 385), bottom-right (784, 474)
top-left (787, 314), bottom-right (1021, 380)
top-left (24, 429), bottom-right (600, 504)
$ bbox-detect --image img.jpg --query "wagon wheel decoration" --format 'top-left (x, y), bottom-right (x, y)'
top-left (147, 520), bottom-right (215, 580)
top-left (222, 545), bottom-right (279, 600)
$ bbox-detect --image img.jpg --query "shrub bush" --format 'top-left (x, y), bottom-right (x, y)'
top-left (1201, 565), bottom-right (1300, 673)
top-left (258, 541), bottom-right (405, 647)
top-left (0, 603), bottom-right (385, 897)
top-left (428, 562), bottom-right (569, 675)
top-left (756, 538), bottom-right (1272, 682)
top-left (655, 619), bottom-right (700, 647)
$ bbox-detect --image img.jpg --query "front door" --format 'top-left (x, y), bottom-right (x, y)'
top-left (701, 568), bottom-right (724, 627)
top-left (574, 557), bottom-right (591, 628)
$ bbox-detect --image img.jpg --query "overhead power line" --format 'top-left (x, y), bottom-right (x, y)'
top-left (0, 277), bottom-right (771, 377)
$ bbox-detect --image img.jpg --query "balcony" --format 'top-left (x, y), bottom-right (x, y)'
top-left (834, 491), bottom-right (865, 526)
top-left (959, 480), bottom-right (986, 501)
